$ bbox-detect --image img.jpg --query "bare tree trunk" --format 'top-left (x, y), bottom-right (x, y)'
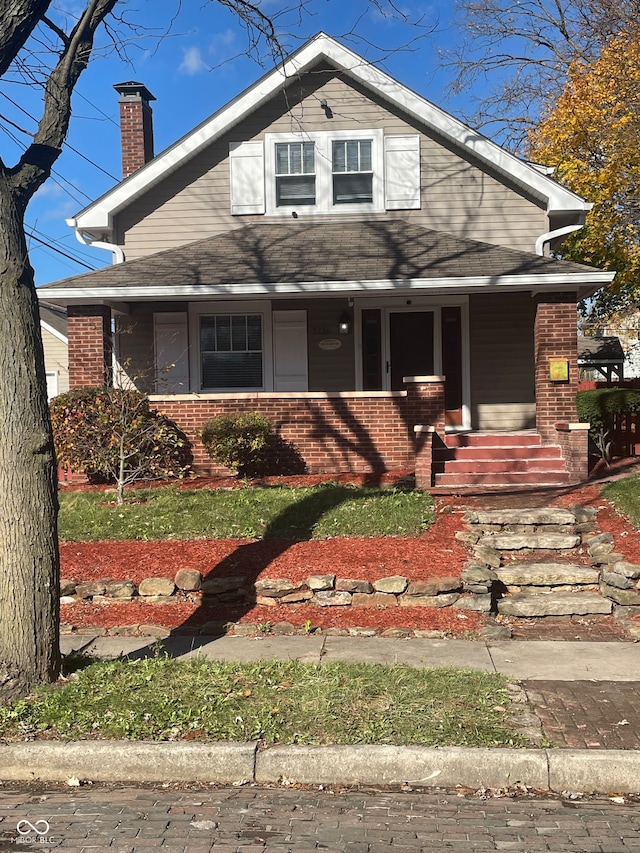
top-left (0, 180), bottom-right (60, 699)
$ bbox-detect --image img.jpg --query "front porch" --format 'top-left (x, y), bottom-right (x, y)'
top-left (149, 379), bottom-right (589, 488)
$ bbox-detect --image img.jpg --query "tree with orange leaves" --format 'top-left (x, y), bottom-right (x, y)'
top-left (528, 30), bottom-right (640, 321)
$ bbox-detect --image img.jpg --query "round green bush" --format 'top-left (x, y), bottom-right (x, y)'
top-left (50, 387), bottom-right (192, 484)
top-left (200, 412), bottom-right (274, 476)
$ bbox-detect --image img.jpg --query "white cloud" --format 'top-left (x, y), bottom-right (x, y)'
top-left (178, 46), bottom-right (208, 76)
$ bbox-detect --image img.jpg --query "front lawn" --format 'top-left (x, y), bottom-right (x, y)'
top-left (602, 476), bottom-right (640, 527)
top-left (58, 483), bottom-right (434, 541)
top-left (0, 658), bottom-right (524, 747)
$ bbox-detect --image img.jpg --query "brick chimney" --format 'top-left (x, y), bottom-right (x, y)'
top-left (113, 81), bottom-right (156, 178)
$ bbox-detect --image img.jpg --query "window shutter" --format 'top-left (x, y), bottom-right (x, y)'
top-left (384, 135), bottom-right (420, 210)
top-left (154, 312), bottom-right (189, 394)
top-left (230, 140), bottom-right (265, 215)
top-left (273, 310), bottom-right (308, 391)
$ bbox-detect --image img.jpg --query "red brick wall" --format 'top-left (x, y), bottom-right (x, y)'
top-left (119, 98), bottom-right (154, 178)
top-left (67, 307), bottom-right (112, 388)
top-left (555, 423), bottom-right (590, 481)
top-left (152, 388), bottom-right (439, 476)
top-left (534, 293), bottom-right (579, 443)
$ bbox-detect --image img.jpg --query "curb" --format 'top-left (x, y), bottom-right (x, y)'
top-left (2, 742), bottom-right (640, 794)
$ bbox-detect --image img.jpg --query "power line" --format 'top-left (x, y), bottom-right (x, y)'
top-left (26, 229), bottom-right (98, 272)
top-left (0, 120), bottom-right (93, 204)
top-left (0, 90), bottom-right (119, 181)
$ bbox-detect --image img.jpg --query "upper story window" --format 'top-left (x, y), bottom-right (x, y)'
top-left (264, 129), bottom-right (384, 215)
top-left (275, 142), bottom-right (315, 207)
top-left (229, 130), bottom-right (420, 217)
top-left (332, 139), bottom-right (373, 204)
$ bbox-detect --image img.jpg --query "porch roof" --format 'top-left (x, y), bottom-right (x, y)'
top-left (39, 220), bottom-right (614, 303)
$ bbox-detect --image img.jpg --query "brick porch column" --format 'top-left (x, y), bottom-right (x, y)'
top-left (68, 306), bottom-right (113, 388)
top-left (534, 293), bottom-right (579, 444)
top-left (404, 376), bottom-right (446, 490)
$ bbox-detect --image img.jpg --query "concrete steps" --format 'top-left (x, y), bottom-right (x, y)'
top-left (433, 432), bottom-right (571, 489)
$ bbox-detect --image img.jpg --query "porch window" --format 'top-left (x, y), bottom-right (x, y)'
top-left (200, 314), bottom-right (263, 389)
top-left (275, 141), bottom-right (315, 207)
top-left (332, 139), bottom-right (373, 204)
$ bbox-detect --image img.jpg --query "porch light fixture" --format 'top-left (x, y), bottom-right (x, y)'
top-left (338, 309), bottom-right (351, 334)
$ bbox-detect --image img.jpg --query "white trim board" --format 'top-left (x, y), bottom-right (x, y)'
top-left (38, 271), bottom-right (616, 303)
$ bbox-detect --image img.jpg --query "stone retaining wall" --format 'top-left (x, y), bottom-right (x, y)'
top-left (61, 571), bottom-right (468, 611)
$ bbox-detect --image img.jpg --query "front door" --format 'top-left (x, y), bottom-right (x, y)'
top-left (388, 311), bottom-right (434, 391)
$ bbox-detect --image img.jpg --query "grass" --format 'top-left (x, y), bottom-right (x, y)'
top-left (58, 482), bottom-right (434, 541)
top-left (0, 658), bottom-right (526, 748)
top-left (602, 475), bottom-right (640, 527)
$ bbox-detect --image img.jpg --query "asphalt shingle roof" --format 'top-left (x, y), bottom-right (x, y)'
top-left (39, 220), bottom-right (600, 293)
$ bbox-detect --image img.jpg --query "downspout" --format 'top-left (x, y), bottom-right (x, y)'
top-left (66, 218), bottom-right (125, 386)
top-left (66, 219), bottom-right (125, 264)
top-left (535, 224), bottom-right (583, 256)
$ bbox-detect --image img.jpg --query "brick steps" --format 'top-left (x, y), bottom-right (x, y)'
top-left (433, 431), bottom-right (570, 488)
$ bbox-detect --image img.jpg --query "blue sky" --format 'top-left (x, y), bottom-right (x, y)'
top-left (5, 0), bottom-right (472, 286)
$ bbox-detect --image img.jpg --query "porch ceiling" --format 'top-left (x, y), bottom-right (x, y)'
top-left (39, 220), bottom-right (613, 303)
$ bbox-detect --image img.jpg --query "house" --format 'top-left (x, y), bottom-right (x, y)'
top-left (578, 336), bottom-right (625, 384)
top-left (39, 301), bottom-right (68, 400)
top-left (37, 33), bottom-right (615, 487)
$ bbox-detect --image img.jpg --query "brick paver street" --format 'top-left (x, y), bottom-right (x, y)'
top-left (523, 681), bottom-right (640, 750)
top-left (1, 783), bottom-right (640, 852)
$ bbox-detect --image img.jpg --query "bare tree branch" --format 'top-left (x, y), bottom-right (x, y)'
top-left (443, 0), bottom-right (640, 150)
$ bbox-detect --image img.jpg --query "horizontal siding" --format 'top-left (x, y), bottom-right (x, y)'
top-left (42, 328), bottom-right (69, 396)
top-left (278, 298), bottom-right (355, 391)
top-left (469, 293), bottom-right (536, 430)
top-left (117, 65), bottom-right (547, 259)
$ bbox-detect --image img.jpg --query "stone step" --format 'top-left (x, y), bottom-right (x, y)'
top-left (494, 562), bottom-right (599, 587)
top-left (466, 509), bottom-right (576, 526)
top-left (498, 591), bottom-right (612, 617)
top-left (478, 532), bottom-right (580, 550)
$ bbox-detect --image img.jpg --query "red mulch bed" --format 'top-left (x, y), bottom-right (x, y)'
top-left (59, 462), bottom-right (640, 635)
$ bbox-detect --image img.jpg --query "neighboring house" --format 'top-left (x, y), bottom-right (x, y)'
top-left (38, 33), bottom-right (615, 487)
top-left (577, 336), bottom-right (625, 384)
top-left (39, 301), bottom-right (68, 400)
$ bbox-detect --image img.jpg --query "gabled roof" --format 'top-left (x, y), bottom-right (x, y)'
top-left (39, 220), bottom-right (614, 303)
top-left (578, 336), bottom-right (625, 365)
top-left (69, 32), bottom-right (590, 238)
top-left (38, 301), bottom-right (68, 342)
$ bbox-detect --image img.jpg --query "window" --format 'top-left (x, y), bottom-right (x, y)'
top-left (200, 314), bottom-right (263, 389)
top-left (332, 139), bottom-right (373, 204)
top-left (232, 131), bottom-right (420, 217)
top-left (275, 142), bottom-right (315, 206)
top-left (263, 129), bottom-right (384, 215)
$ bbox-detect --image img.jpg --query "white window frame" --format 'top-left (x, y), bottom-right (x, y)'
top-left (188, 301), bottom-right (273, 393)
top-left (264, 129), bottom-right (384, 216)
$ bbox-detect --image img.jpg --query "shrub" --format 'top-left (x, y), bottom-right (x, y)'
top-left (51, 388), bottom-right (193, 495)
top-left (200, 412), bottom-right (275, 476)
top-left (577, 387), bottom-right (640, 461)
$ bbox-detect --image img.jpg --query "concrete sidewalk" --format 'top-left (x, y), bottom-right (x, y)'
top-left (2, 633), bottom-right (632, 794)
top-left (60, 633), bottom-right (640, 682)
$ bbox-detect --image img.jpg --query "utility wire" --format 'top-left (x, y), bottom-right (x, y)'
top-left (0, 90), bottom-right (119, 181)
top-left (26, 229), bottom-right (97, 271)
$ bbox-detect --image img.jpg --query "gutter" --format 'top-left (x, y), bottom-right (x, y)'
top-left (66, 218), bottom-right (124, 265)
